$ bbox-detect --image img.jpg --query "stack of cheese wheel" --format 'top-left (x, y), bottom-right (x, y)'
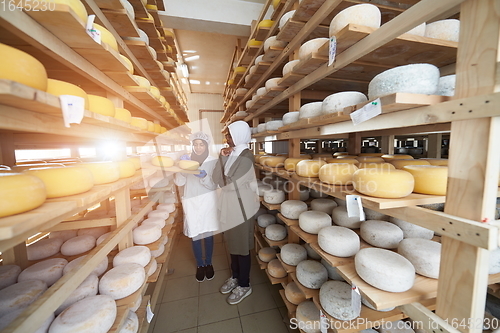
top-left (318, 163), bottom-right (358, 185)
top-left (390, 159), bottom-right (430, 169)
top-left (403, 165), bottom-right (448, 195)
top-left (0, 173), bottom-right (47, 218)
top-left (24, 166), bottom-right (94, 198)
top-left (360, 220), bottom-right (404, 249)
top-left (99, 263), bottom-right (145, 299)
top-left (46, 79), bottom-right (89, 110)
top-left (329, 4), bottom-right (381, 37)
top-left (296, 159), bottom-right (326, 178)
top-left (352, 168), bottom-right (414, 198)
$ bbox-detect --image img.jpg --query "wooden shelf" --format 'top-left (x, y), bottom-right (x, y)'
top-left (276, 19), bottom-right (328, 43)
top-left (276, 253), bottom-right (296, 273)
top-left (143, 224), bottom-right (172, 252)
top-left (265, 268), bottom-right (288, 285)
top-left (289, 272), bottom-right (319, 300)
top-left (255, 255), bottom-right (269, 270)
top-left (261, 200), bottom-right (282, 211)
top-left (135, 294), bottom-right (151, 333)
top-left (109, 303), bottom-right (131, 333)
top-left (289, 225), bottom-right (318, 244)
top-left (277, 213), bottom-right (298, 226)
top-left (263, 234), bottom-right (288, 248)
top-left (255, 25), bottom-right (272, 41)
top-left (262, 46), bottom-right (285, 63)
top-left (147, 263), bottom-right (162, 283)
top-left (101, 8), bottom-right (140, 38)
top-left (279, 289), bottom-right (298, 316)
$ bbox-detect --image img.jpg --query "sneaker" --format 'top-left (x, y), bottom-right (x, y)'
top-left (196, 266), bottom-right (205, 282)
top-left (220, 277), bottom-right (238, 294)
top-left (205, 265), bottom-right (215, 281)
top-left (227, 286), bottom-right (252, 305)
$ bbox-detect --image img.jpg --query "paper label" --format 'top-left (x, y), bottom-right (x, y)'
top-left (86, 15), bottom-right (101, 44)
top-left (320, 310), bottom-right (328, 333)
top-left (351, 284), bottom-right (362, 314)
top-left (328, 36), bottom-right (337, 66)
top-left (146, 300), bottom-right (154, 323)
top-left (350, 98), bottom-right (382, 125)
top-left (346, 195), bottom-right (365, 221)
top-left (59, 95), bottom-right (85, 128)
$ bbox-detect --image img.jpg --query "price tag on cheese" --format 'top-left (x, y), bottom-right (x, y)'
top-left (86, 15), bottom-right (101, 44)
top-left (350, 98), bottom-right (382, 125)
top-left (60, 95), bottom-right (85, 128)
top-left (351, 284), bottom-right (362, 314)
top-left (146, 300), bottom-right (154, 323)
top-left (319, 310), bottom-right (328, 333)
top-left (346, 195), bottom-right (365, 221)
top-left (328, 36), bottom-right (337, 66)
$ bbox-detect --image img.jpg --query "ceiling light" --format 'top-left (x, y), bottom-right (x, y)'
top-left (184, 55), bottom-right (200, 62)
top-left (189, 79), bottom-right (201, 84)
top-left (205, 81), bottom-right (210, 85)
top-left (180, 63), bottom-right (189, 78)
top-left (183, 50), bottom-right (197, 54)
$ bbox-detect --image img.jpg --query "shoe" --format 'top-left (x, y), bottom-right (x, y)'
top-left (196, 266), bottom-right (205, 282)
top-left (205, 265), bottom-right (214, 281)
top-left (220, 277), bottom-right (238, 294)
top-left (227, 285), bottom-right (252, 305)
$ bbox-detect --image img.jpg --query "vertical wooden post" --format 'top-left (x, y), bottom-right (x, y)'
top-left (436, 1), bottom-right (500, 332)
top-left (0, 132), bottom-right (16, 166)
top-left (348, 133), bottom-right (361, 155)
top-left (427, 134), bottom-right (442, 158)
top-left (380, 135), bottom-right (394, 154)
top-left (2, 244), bottom-right (29, 269)
top-left (115, 188), bottom-right (132, 251)
top-left (70, 147), bottom-right (79, 158)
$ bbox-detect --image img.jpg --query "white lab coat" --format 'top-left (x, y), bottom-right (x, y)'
top-left (174, 156), bottom-right (219, 238)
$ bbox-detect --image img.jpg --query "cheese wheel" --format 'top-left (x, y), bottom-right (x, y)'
top-left (116, 160), bottom-right (135, 178)
top-left (296, 300), bottom-right (320, 333)
top-left (267, 259), bottom-right (287, 278)
top-left (77, 161), bottom-right (120, 184)
top-left (299, 102), bottom-right (323, 119)
top-left (96, 232), bottom-right (113, 247)
top-left (353, 168), bottom-right (414, 198)
top-left (178, 160), bottom-right (200, 170)
top-left (304, 243), bottom-right (322, 260)
top-left (398, 238), bottom-right (441, 279)
top-left (322, 91), bottom-right (367, 114)
top-left (63, 255), bottom-right (108, 277)
top-left (425, 19), bottom-right (460, 42)
top-left (282, 111), bottom-right (300, 125)
top-left (318, 226), bottom-right (360, 257)
top-left (285, 281), bottom-right (306, 305)
top-left (355, 248), bottom-right (415, 292)
top-left (258, 247), bottom-right (277, 263)
top-left (263, 189), bottom-right (285, 204)
top-left (248, 39), bottom-right (262, 47)
top-left (88, 94), bottom-right (115, 117)
top-left (119, 310), bottom-right (139, 333)
top-left (0, 280), bottom-right (47, 317)
top-left (147, 121), bottom-right (155, 132)
top-left (0, 265), bottom-right (21, 290)
top-left (321, 259), bottom-right (345, 281)
top-left (390, 217), bottom-right (434, 239)
top-left (264, 36), bottom-right (287, 52)
top-left (150, 243), bottom-right (165, 258)
top-left (279, 10), bottom-right (296, 29)
top-left (0, 308), bottom-right (54, 332)
top-left (329, 4), bottom-right (381, 37)
top-left (296, 260), bottom-right (328, 289)
top-left (265, 224), bottom-right (287, 241)
top-left (261, 156), bottom-right (286, 167)
top-left (281, 244), bottom-right (307, 266)
top-left (420, 158), bottom-right (448, 166)
top-left (298, 38), bottom-right (328, 60)
top-left (257, 214), bottom-right (276, 228)
top-left (113, 246), bottom-right (151, 267)
top-left (390, 159), bottom-right (431, 169)
top-left (310, 188), bottom-right (329, 199)
top-left (99, 263), bottom-right (145, 300)
top-left (149, 86), bottom-right (161, 100)
top-left (133, 224), bottom-right (162, 244)
top-left (93, 23), bottom-right (118, 52)
top-left (360, 220), bottom-right (404, 249)
top-left (147, 259), bottom-right (158, 276)
top-left (403, 165), bottom-right (448, 195)
top-left (151, 156), bottom-right (174, 167)
top-left (296, 160), bottom-right (327, 178)
top-left (258, 19), bottom-right (274, 28)
top-left (299, 211), bottom-right (332, 234)
top-left (266, 120), bottom-right (284, 131)
top-left (436, 75), bottom-right (456, 96)
top-left (55, 274), bottom-right (99, 315)
top-left (49, 230), bottom-right (78, 242)
top-left (130, 117), bottom-right (148, 130)
top-left (331, 206), bottom-right (363, 229)
top-left (49, 295), bottom-right (117, 333)
top-left (364, 208), bottom-right (390, 221)
top-left (281, 200), bottom-right (308, 219)
top-left (0, 173), bottom-right (46, 218)
top-left (284, 157), bottom-right (309, 171)
top-left (356, 156), bottom-right (384, 163)
top-left (320, 280), bottom-right (361, 321)
top-left (257, 123), bottom-right (267, 132)
top-left (61, 235), bottom-right (96, 256)
top-left (24, 166), bottom-right (93, 198)
top-left (326, 158), bottom-right (357, 165)
top-left (27, 237), bottom-right (63, 261)
top-left (18, 258), bottom-right (67, 286)
top-left (119, 54), bottom-right (134, 74)
top-left (361, 297), bottom-right (395, 312)
top-left (114, 108), bottom-right (132, 123)
top-left (310, 198), bottom-right (337, 214)
top-left (283, 60), bottom-right (300, 76)
top-left (318, 163), bottom-right (358, 185)
top-left (357, 162), bottom-right (395, 170)
top-left (157, 203), bottom-right (175, 213)
top-left (382, 154), bottom-right (414, 160)
top-left (143, 216), bottom-right (166, 228)
top-left (46, 79), bottom-right (89, 110)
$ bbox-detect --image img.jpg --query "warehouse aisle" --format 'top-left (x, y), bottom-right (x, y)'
top-left (148, 232), bottom-right (298, 333)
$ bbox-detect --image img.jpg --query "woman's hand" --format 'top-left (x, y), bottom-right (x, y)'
top-left (220, 147), bottom-right (233, 156)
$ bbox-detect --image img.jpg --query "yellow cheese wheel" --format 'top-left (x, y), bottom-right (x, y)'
top-left (296, 160), bottom-right (327, 178)
top-left (119, 55), bottom-right (134, 74)
top-left (44, 0), bottom-right (87, 22)
top-left (326, 158), bottom-right (357, 164)
top-left (336, 155), bottom-right (358, 159)
top-left (358, 153), bottom-right (384, 157)
top-left (333, 152), bottom-right (349, 156)
top-left (11, 163), bottom-right (65, 172)
top-left (88, 95), bottom-right (115, 117)
top-left (46, 79), bottom-right (89, 110)
top-left (159, 95), bottom-right (166, 106)
top-left (150, 86), bottom-right (161, 99)
top-left (0, 173), bottom-right (47, 218)
top-left (114, 108), bottom-right (132, 123)
top-left (128, 157), bottom-right (141, 170)
top-left (248, 39), bottom-right (263, 47)
top-left (160, 127), bottom-right (167, 134)
top-left (319, 163), bottom-right (358, 185)
top-left (151, 156), bottom-right (174, 167)
top-left (154, 123), bottom-right (161, 133)
top-left (352, 168), bottom-right (414, 198)
top-left (421, 158), bottom-right (448, 166)
top-left (78, 162), bottom-right (120, 184)
top-left (147, 121), bottom-right (155, 132)
top-left (131, 117), bottom-right (148, 130)
top-left (356, 156), bottom-right (384, 163)
top-left (227, 79), bottom-right (234, 85)
top-left (145, 4), bottom-right (157, 10)
top-left (357, 162), bottom-right (395, 170)
top-left (257, 155), bottom-right (272, 165)
top-left (284, 158), bottom-right (310, 171)
top-left (131, 75), bottom-right (151, 89)
top-left (403, 165), bottom-right (448, 195)
top-left (258, 19), bottom-right (274, 28)
top-left (390, 159), bottom-right (431, 169)
top-left (272, 0), bottom-right (280, 8)
top-left (0, 43), bottom-right (48, 91)
top-left (93, 23), bottom-right (118, 52)
top-left (261, 156), bottom-right (287, 168)
top-left (118, 160), bottom-right (136, 178)
top-left (24, 166), bottom-right (94, 198)
top-left (234, 66), bottom-right (247, 73)
top-left (382, 154), bottom-right (414, 160)
top-left (178, 160), bottom-right (200, 171)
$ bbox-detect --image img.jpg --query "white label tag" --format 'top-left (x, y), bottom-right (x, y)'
top-left (146, 300), bottom-right (154, 323)
top-left (59, 95), bottom-right (85, 128)
top-left (351, 284), bottom-right (362, 314)
top-left (350, 98), bottom-right (382, 125)
top-left (328, 36), bottom-right (337, 66)
top-left (86, 15), bottom-right (101, 44)
top-left (346, 195), bottom-right (365, 221)
top-left (320, 310), bottom-right (328, 333)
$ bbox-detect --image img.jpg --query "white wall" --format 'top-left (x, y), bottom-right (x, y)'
top-left (186, 93), bottom-right (225, 151)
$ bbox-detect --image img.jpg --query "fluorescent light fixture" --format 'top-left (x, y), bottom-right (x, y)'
top-left (181, 78), bottom-right (188, 84)
top-left (184, 55), bottom-right (200, 62)
top-left (189, 79), bottom-right (201, 84)
top-left (183, 50), bottom-right (197, 54)
top-left (180, 63), bottom-right (189, 78)
top-left (205, 81), bottom-right (210, 85)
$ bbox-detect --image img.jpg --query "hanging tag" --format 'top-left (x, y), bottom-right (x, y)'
top-left (350, 98), bottom-right (382, 125)
top-left (319, 310), bottom-right (329, 333)
top-left (59, 95), bottom-right (85, 128)
top-left (86, 15), bottom-right (101, 44)
top-left (328, 36), bottom-right (337, 66)
top-left (351, 284), bottom-right (362, 314)
top-left (146, 300), bottom-right (154, 323)
top-left (346, 195), bottom-right (365, 221)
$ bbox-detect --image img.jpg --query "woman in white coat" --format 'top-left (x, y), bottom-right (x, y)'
top-left (174, 132), bottom-right (219, 282)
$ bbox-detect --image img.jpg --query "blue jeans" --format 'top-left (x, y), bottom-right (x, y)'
top-left (191, 232), bottom-right (214, 267)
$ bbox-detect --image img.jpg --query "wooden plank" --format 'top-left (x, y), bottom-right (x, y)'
top-left (143, 224), bottom-right (172, 252)
top-left (108, 305), bottom-right (130, 333)
top-left (147, 262), bottom-right (162, 283)
top-left (309, 242), bottom-right (356, 267)
top-left (290, 225), bottom-right (318, 244)
top-left (265, 268), bottom-right (289, 285)
top-left (263, 234), bottom-right (288, 248)
top-left (277, 213), bottom-right (298, 226)
top-left (262, 46), bottom-right (285, 63)
top-left (105, 71), bottom-right (138, 86)
top-left (0, 79), bottom-right (61, 115)
top-left (101, 8), bottom-right (140, 38)
top-left (400, 302), bottom-right (463, 333)
top-left (279, 72), bottom-right (304, 87)
top-left (74, 42), bottom-right (130, 73)
top-left (261, 201), bottom-right (282, 211)
top-left (276, 253), bottom-right (296, 273)
top-left (255, 26), bottom-right (272, 41)
top-left (292, 53), bottom-right (329, 75)
top-left (115, 277), bottom-right (148, 308)
top-left (255, 255), bottom-right (269, 270)
top-left (289, 272), bottom-right (319, 300)
top-left (135, 295), bottom-right (151, 333)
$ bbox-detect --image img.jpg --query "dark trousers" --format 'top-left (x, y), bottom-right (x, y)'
top-left (230, 254), bottom-right (251, 287)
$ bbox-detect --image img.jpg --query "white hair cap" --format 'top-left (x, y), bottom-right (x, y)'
top-left (190, 131), bottom-right (210, 144)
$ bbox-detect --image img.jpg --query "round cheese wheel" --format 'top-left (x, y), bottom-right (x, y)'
top-left (0, 43), bottom-right (48, 91)
top-left (27, 237), bottom-right (63, 260)
top-left (283, 60), bottom-right (300, 76)
top-left (113, 246), bottom-right (152, 267)
top-left (296, 260), bottom-right (328, 289)
top-left (61, 235), bottom-right (96, 256)
top-left (63, 255), bottom-right (108, 277)
top-left (318, 226), bottom-right (360, 257)
top-left (283, 157), bottom-right (309, 171)
top-left (264, 36), bottom-right (287, 52)
top-left (296, 160), bottom-right (327, 178)
top-left (88, 94), bottom-right (115, 117)
top-left (285, 281), bottom-right (306, 305)
top-left (321, 259), bottom-right (345, 281)
top-left (129, 156), bottom-right (141, 170)
top-left (298, 38), bottom-right (328, 60)
top-left (93, 23), bottom-right (118, 52)
top-left (49, 295), bottom-right (117, 333)
top-left (25, 166), bottom-right (93, 198)
top-left (119, 54), bottom-right (134, 74)
top-left (279, 10), bottom-right (296, 29)
top-left (47, 79), bottom-right (89, 110)
top-left (360, 220), bottom-right (404, 249)
top-left (329, 4), bottom-right (381, 37)
top-left (133, 224), bottom-right (162, 244)
top-left (368, 64), bottom-right (440, 100)
top-left (0, 265), bottom-right (21, 290)
top-left (364, 208), bottom-right (390, 221)
top-left (331, 206), bottom-right (363, 229)
top-left (322, 91), bottom-right (367, 114)
top-left (299, 211), bottom-right (332, 234)
top-left (282, 111), bottom-right (300, 125)
top-left (263, 189), bottom-right (285, 204)
top-left (356, 156), bottom-right (384, 163)
top-left (355, 248), bottom-right (415, 292)
top-left (337, 155), bottom-right (358, 159)
top-left (151, 156), bottom-right (174, 167)
top-left (296, 300), bottom-right (320, 333)
top-left (151, 243), bottom-right (165, 258)
top-left (258, 247), bottom-right (277, 262)
top-left (0, 173), bottom-right (47, 218)
top-left (0, 280), bottom-right (47, 317)
top-left (0, 308), bottom-right (54, 332)
top-left (299, 102), bottom-right (323, 119)
top-left (403, 165), bottom-right (448, 195)
top-left (257, 123), bottom-right (267, 132)
top-left (280, 200), bottom-right (308, 219)
top-left (130, 117), bottom-right (148, 130)
top-left (257, 183), bottom-right (273, 196)
top-left (382, 154), bottom-right (414, 160)
top-left (398, 238), bottom-right (441, 279)
top-left (157, 203), bottom-right (175, 213)
top-left (119, 310), bottom-right (139, 333)
top-left (248, 39), bottom-right (262, 47)
top-left (420, 158), bottom-right (448, 166)
top-left (357, 162), bottom-right (395, 170)
top-left (266, 120), bottom-right (283, 131)
top-left (78, 161), bottom-right (120, 184)
top-left (265, 224), bottom-right (287, 241)
top-left (178, 160), bottom-right (200, 170)
top-left (304, 243), bottom-right (322, 260)
top-left (146, 121), bottom-right (154, 132)
top-left (352, 168), bottom-right (414, 198)
top-left (256, 86), bottom-right (266, 96)
top-left (299, 188), bottom-right (310, 202)
top-left (257, 214), bottom-right (276, 228)
top-left (18, 258), bottom-right (68, 286)
top-left (390, 217), bottom-right (434, 239)
top-left (142, 216), bottom-right (166, 229)
top-left (310, 198), bottom-right (337, 214)
top-left (99, 263), bottom-right (145, 300)
top-left (96, 232), bottom-right (113, 247)
top-left (390, 159), bottom-right (431, 169)
top-left (320, 280), bottom-right (361, 321)
top-left (147, 259), bottom-right (158, 277)
top-left (425, 19), bottom-right (460, 42)
top-left (267, 259), bottom-right (287, 278)
top-left (258, 19), bottom-right (274, 28)
top-left (234, 66), bottom-right (247, 73)
top-left (130, 294), bottom-right (142, 312)
top-left (77, 226), bottom-right (109, 239)
top-left (318, 163), bottom-right (358, 185)
top-left (404, 22), bottom-right (426, 36)
top-left (436, 74), bottom-right (456, 96)
top-left (261, 156), bottom-right (286, 167)
top-left (281, 244), bottom-right (307, 266)
top-left (55, 274), bottom-right (98, 315)
top-left (334, 198), bottom-right (346, 206)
